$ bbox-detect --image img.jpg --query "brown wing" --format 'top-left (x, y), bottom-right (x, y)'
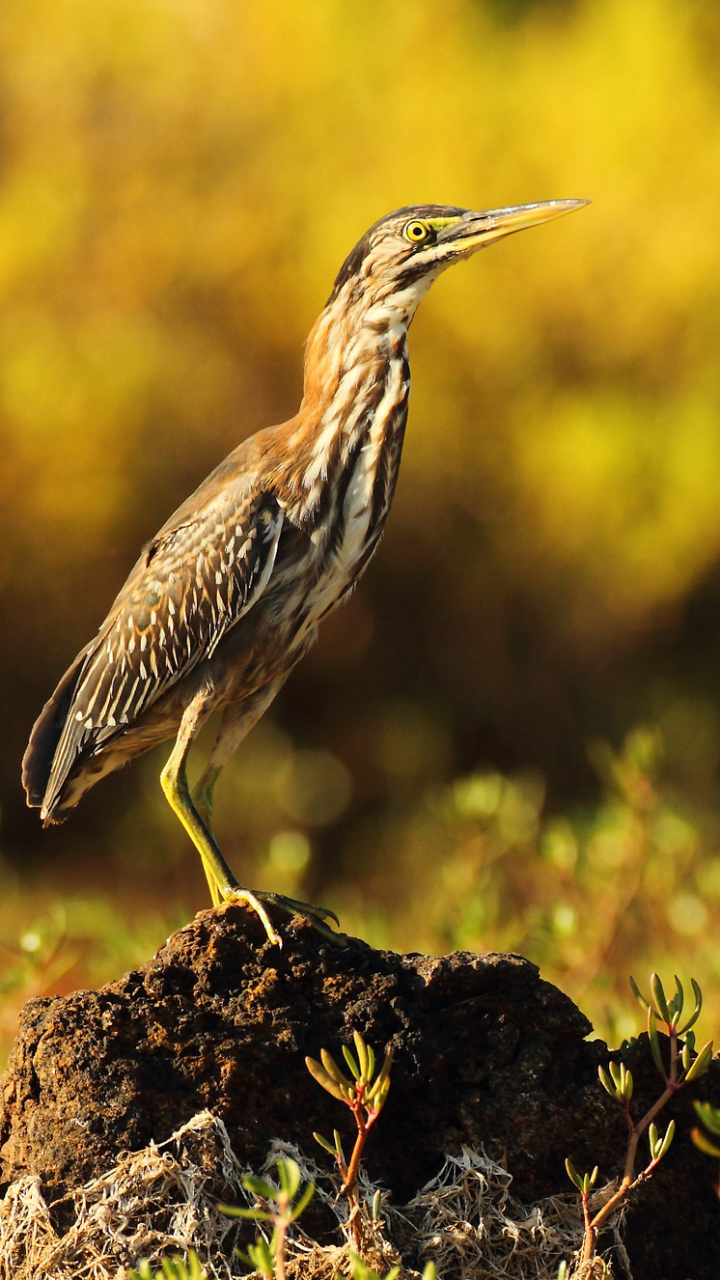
top-left (26, 487), bottom-right (284, 817)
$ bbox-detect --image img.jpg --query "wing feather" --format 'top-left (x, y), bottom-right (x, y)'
top-left (35, 488), bottom-right (283, 815)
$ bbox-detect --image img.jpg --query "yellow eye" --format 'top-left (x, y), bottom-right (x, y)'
top-left (403, 219), bottom-right (431, 244)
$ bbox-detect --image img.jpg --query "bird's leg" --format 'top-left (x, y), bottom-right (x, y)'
top-left (160, 694), bottom-right (283, 946)
top-left (196, 694), bottom-right (347, 946)
top-left (192, 762), bottom-right (222, 841)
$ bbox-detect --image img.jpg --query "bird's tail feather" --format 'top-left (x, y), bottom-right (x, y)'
top-left (22, 645), bottom-right (93, 817)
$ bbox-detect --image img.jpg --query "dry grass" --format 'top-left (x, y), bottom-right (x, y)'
top-left (0, 1112), bottom-right (617, 1280)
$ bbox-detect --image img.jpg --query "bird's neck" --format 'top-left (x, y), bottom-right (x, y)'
top-left (288, 288), bottom-right (418, 517)
top-left (300, 275), bottom-right (434, 421)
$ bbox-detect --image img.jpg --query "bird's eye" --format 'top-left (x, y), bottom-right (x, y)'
top-left (403, 219), bottom-right (432, 244)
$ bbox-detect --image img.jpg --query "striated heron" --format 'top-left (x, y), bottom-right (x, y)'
top-left (23, 199), bottom-right (588, 945)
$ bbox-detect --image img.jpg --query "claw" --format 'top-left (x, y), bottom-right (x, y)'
top-left (259, 891), bottom-right (348, 947)
top-left (259, 892), bottom-right (341, 929)
top-left (223, 887), bottom-right (283, 947)
top-left (222, 886), bottom-right (348, 948)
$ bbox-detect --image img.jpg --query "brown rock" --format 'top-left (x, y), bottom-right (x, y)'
top-left (1, 903), bottom-right (719, 1277)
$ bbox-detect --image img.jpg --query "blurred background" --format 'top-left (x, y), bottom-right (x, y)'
top-left (2, 0), bottom-right (720, 1061)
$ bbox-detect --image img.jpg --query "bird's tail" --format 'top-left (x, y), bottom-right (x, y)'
top-left (22, 646), bottom-right (92, 820)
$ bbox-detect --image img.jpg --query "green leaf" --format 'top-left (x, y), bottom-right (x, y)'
top-left (242, 1175), bottom-right (278, 1200)
top-left (278, 1157), bottom-right (301, 1200)
top-left (681, 1029), bottom-right (696, 1072)
top-left (353, 1030), bottom-right (369, 1080)
top-left (313, 1131), bottom-right (338, 1156)
top-left (605, 1059), bottom-right (632, 1102)
top-left (648, 1119), bottom-right (675, 1162)
top-left (650, 973), bottom-right (671, 1024)
top-left (692, 1127), bottom-right (720, 1159)
top-left (290, 1180), bottom-right (315, 1221)
top-left (667, 975), bottom-right (684, 1027)
top-left (342, 1043), bottom-right (361, 1080)
top-left (685, 1040), bottom-right (714, 1082)
top-left (598, 1065), bottom-right (614, 1096)
top-left (366, 1045), bottom-right (394, 1106)
top-left (368, 1189), bottom-right (383, 1221)
top-left (306, 1055), bottom-right (351, 1103)
top-left (680, 979), bottom-right (704, 1035)
top-left (565, 1157), bottom-right (584, 1192)
top-left (658, 1119), bottom-right (675, 1160)
top-left (348, 1258), bottom-right (400, 1280)
top-left (694, 1100), bottom-right (720, 1136)
top-left (366, 1042), bottom-right (376, 1081)
top-left (217, 1203), bottom-right (274, 1221)
top-left (240, 1239), bottom-right (274, 1280)
top-left (421, 1264), bottom-right (437, 1280)
top-left (630, 975), bottom-right (648, 1010)
top-left (320, 1047), bottom-right (354, 1089)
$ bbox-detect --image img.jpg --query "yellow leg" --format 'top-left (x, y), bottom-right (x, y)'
top-left (192, 756), bottom-right (344, 943)
top-left (192, 763), bottom-right (222, 838)
top-left (162, 691), bottom-right (347, 948)
top-left (160, 700), bottom-right (282, 946)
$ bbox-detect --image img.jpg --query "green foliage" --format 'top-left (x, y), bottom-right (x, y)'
top-left (218, 1157), bottom-right (314, 1280)
top-left (338, 724), bottom-right (720, 1047)
top-left (306, 1030), bottom-right (393, 1115)
top-left (127, 1251), bottom-right (205, 1280)
top-left (628, 972), bottom-right (712, 1084)
top-left (307, 1032), bottom-right (393, 1249)
top-left (0, 896), bottom-right (186, 1069)
top-left (692, 1101), bottom-right (720, 1161)
top-left (564, 1160), bottom-right (598, 1196)
top-left (563, 972), bottom-right (711, 1275)
top-left (347, 1258), bottom-right (400, 1280)
top-left (347, 1258), bottom-right (437, 1280)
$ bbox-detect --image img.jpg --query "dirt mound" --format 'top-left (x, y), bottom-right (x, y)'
top-left (1, 903), bottom-right (719, 1276)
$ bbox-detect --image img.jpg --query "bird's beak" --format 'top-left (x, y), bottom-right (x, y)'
top-left (440, 199), bottom-right (590, 254)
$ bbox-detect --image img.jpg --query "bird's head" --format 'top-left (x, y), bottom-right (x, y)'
top-left (301, 198), bottom-right (588, 412)
top-left (326, 199), bottom-right (589, 320)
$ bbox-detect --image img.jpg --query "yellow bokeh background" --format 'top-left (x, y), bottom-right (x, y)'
top-left (3, 0), bottom-right (720, 1060)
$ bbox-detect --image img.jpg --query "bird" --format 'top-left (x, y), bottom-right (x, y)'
top-left (23, 198), bottom-right (588, 946)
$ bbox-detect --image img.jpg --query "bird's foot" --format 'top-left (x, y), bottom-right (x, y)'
top-left (222, 886), bottom-right (347, 948)
top-left (221, 887), bottom-right (283, 946)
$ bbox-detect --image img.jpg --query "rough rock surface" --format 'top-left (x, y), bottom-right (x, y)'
top-left (1, 904), bottom-right (719, 1278)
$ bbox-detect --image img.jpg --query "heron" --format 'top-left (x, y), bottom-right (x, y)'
top-left (23, 198), bottom-right (588, 945)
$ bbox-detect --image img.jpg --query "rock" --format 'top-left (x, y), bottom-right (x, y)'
top-left (1, 903), bottom-right (719, 1277)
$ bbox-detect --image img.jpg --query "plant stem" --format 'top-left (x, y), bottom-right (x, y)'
top-left (342, 1117), bottom-right (369, 1197)
top-left (581, 1028), bottom-right (681, 1264)
top-left (275, 1218), bottom-right (287, 1280)
top-left (336, 1083), bottom-right (383, 1250)
top-left (580, 1191), bottom-right (595, 1265)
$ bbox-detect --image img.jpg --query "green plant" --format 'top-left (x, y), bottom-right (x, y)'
top-left (347, 1257), bottom-right (437, 1280)
top-left (127, 1251), bottom-right (206, 1280)
top-left (218, 1155), bottom-right (314, 1280)
top-left (306, 1031), bottom-right (393, 1248)
top-left (565, 973), bottom-right (712, 1271)
top-left (691, 1099), bottom-right (720, 1198)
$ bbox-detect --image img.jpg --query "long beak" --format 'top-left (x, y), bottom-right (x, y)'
top-left (441, 199), bottom-right (590, 253)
